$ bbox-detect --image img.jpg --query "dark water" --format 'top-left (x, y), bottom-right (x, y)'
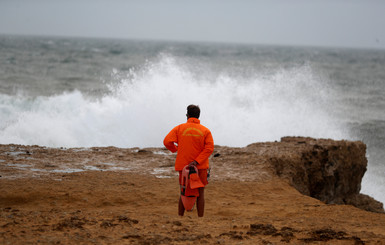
top-left (0, 35), bottom-right (384, 203)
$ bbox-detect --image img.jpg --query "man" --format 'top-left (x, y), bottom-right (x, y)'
top-left (163, 105), bottom-right (214, 217)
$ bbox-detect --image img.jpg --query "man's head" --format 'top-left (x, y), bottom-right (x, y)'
top-left (187, 104), bottom-right (200, 119)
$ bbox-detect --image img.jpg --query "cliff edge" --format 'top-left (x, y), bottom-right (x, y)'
top-left (245, 137), bottom-right (383, 213)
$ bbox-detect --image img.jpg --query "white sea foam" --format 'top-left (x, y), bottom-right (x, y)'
top-left (361, 166), bottom-right (385, 205)
top-left (4, 151), bottom-right (26, 156)
top-left (153, 151), bottom-right (171, 155)
top-left (30, 168), bottom-right (85, 173)
top-left (6, 163), bottom-right (31, 168)
top-left (0, 54), bottom-right (345, 148)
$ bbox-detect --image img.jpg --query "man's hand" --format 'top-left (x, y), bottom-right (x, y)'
top-left (188, 161), bottom-right (198, 166)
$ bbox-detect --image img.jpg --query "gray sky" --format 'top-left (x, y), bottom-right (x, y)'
top-left (1, 0), bottom-right (385, 49)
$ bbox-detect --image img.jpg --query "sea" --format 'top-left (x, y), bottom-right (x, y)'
top-left (0, 35), bottom-right (384, 205)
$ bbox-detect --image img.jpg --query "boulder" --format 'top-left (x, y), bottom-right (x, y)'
top-left (263, 137), bottom-right (383, 213)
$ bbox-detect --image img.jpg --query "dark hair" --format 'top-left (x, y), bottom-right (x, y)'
top-left (187, 104), bottom-right (200, 119)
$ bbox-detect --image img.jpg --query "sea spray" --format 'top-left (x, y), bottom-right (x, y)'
top-left (362, 166), bottom-right (385, 207)
top-left (0, 54), bottom-right (346, 148)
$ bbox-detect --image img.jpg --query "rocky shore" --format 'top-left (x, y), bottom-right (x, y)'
top-left (1, 137), bottom-right (384, 244)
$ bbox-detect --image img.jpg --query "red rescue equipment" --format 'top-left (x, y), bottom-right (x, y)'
top-left (180, 165), bottom-right (204, 211)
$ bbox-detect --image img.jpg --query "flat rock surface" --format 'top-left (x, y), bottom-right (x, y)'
top-left (1, 142), bottom-right (385, 244)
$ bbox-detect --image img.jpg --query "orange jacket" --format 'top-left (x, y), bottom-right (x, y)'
top-left (163, 118), bottom-right (214, 171)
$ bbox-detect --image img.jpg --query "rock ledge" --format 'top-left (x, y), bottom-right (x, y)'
top-left (248, 137), bottom-right (383, 213)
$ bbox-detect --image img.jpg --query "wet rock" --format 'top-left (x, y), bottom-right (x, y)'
top-left (278, 227), bottom-right (295, 242)
top-left (172, 220), bottom-right (182, 226)
top-left (137, 149), bottom-right (152, 154)
top-left (100, 219), bottom-right (118, 228)
top-left (117, 215), bottom-right (139, 224)
top-left (248, 223), bottom-right (278, 236)
top-left (53, 216), bottom-right (87, 230)
top-left (268, 137), bottom-right (384, 213)
top-left (219, 231), bottom-right (244, 240)
top-left (122, 233), bottom-right (141, 239)
top-left (300, 228), bottom-right (364, 244)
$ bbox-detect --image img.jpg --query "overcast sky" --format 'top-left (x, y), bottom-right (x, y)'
top-left (1, 0), bottom-right (385, 49)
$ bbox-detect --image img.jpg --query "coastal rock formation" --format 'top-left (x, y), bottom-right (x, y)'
top-left (0, 137), bottom-right (383, 214)
top-left (1, 138), bottom-right (385, 244)
top-left (249, 137), bottom-right (383, 213)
